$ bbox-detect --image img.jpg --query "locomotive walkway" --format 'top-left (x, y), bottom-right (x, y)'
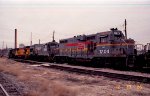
top-left (14, 59), bottom-right (150, 84)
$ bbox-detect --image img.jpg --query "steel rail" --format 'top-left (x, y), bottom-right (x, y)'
top-left (0, 84), bottom-right (10, 96)
top-left (0, 73), bottom-right (21, 96)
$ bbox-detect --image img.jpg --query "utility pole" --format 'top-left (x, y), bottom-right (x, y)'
top-left (124, 19), bottom-right (127, 39)
top-left (2, 41), bottom-right (4, 49)
top-left (6, 44), bottom-right (7, 49)
top-left (1, 41), bottom-right (4, 56)
top-left (52, 30), bottom-right (55, 42)
top-left (30, 32), bottom-right (32, 46)
top-left (39, 39), bottom-right (40, 44)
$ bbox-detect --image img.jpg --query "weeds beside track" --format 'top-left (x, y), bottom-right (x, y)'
top-left (13, 59), bottom-right (150, 84)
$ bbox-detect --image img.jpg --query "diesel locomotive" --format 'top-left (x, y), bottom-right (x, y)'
top-left (54, 28), bottom-right (135, 68)
top-left (4, 28), bottom-right (150, 69)
top-left (29, 42), bottom-right (59, 62)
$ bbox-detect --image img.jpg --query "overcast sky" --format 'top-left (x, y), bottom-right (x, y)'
top-left (0, 0), bottom-right (150, 48)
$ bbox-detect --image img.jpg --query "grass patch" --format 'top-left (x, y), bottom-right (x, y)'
top-left (0, 58), bottom-right (78, 96)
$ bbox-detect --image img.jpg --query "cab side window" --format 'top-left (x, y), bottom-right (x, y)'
top-left (99, 35), bottom-right (108, 43)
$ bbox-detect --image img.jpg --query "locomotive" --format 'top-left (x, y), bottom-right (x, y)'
top-left (8, 42), bottom-right (59, 62)
top-left (54, 28), bottom-right (135, 68)
top-left (6, 28), bottom-right (150, 69)
top-left (29, 42), bottom-right (59, 62)
top-left (135, 43), bottom-right (150, 68)
top-left (145, 43), bottom-right (150, 67)
top-left (8, 48), bottom-right (25, 59)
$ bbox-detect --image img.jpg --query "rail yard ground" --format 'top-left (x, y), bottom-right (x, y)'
top-left (0, 58), bottom-right (150, 96)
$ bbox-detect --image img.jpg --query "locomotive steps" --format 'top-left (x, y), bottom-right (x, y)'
top-left (13, 59), bottom-right (150, 84)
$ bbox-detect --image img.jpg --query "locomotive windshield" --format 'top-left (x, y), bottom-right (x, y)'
top-left (114, 31), bottom-right (121, 36)
top-left (114, 31), bottom-right (123, 39)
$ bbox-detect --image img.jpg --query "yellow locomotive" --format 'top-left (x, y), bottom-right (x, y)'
top-left (15, 48), bottom-right (25, 58)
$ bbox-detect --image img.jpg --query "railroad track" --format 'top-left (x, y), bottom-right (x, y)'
top-left (0, 84), bottom-right (9, 96)
top-left (0, 73), bottom-right (21, 96)
top-left (46, 64), bottom-right (150, 83)
top-left (13, 59), bottom-right (150, 84)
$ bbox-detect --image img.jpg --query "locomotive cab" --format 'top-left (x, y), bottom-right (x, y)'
top-left (111, 28), bottom-right (135, 57)
top-left (95, 28), bottom-right (135, 68)
top-left (47, 42), bottom-right (59, 58)
top-left (97, 28), bottom-right (129, 57)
